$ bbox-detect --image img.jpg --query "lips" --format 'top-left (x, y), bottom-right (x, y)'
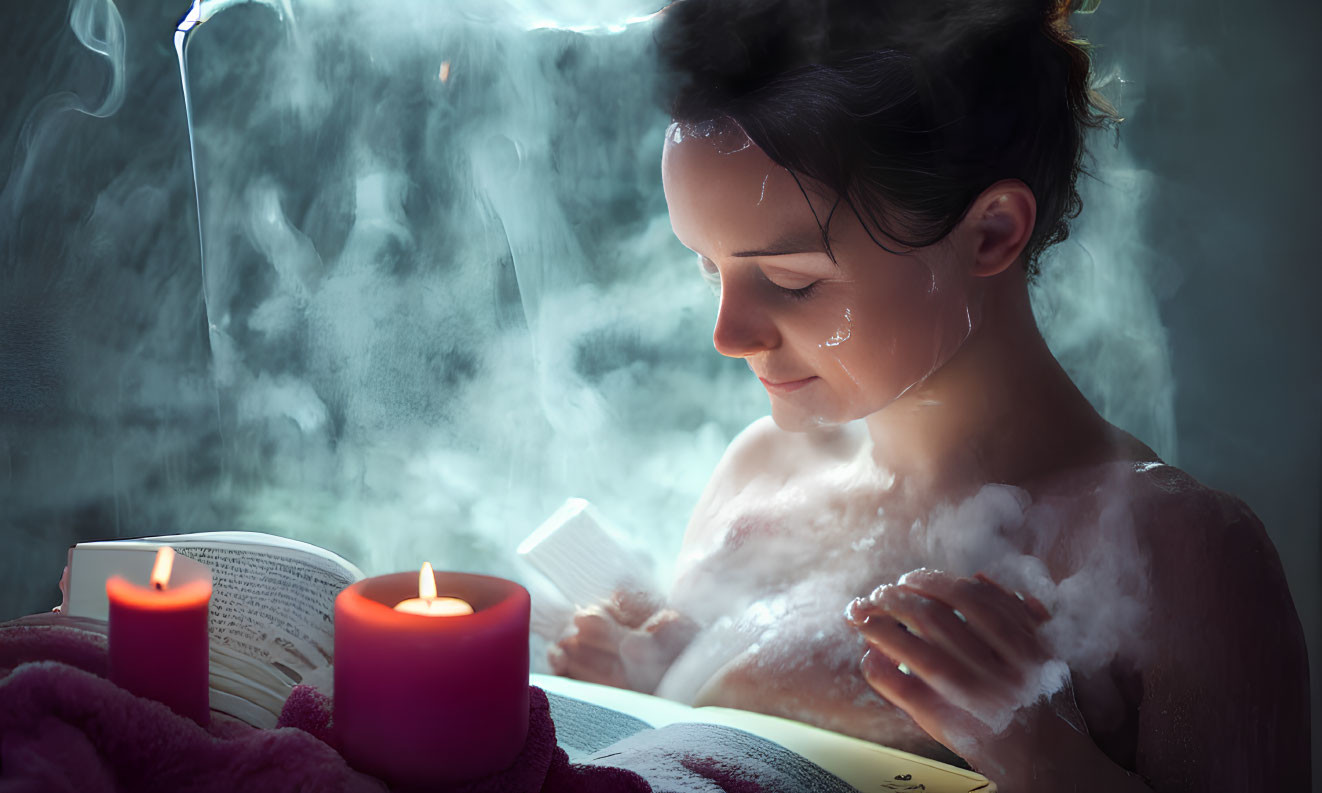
top-left (759, 376), bottom-right (818, 394)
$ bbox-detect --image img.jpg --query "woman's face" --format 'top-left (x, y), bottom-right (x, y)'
top-left (662, 123), bottom-right (980, 430)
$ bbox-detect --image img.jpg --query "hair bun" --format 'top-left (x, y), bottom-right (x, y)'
top-left (655, 0), bottom-right (831, 105)
top-left (657, 0), bottom-right (1061, 106)
top-left (656, 0), bottom-right (1116, 276)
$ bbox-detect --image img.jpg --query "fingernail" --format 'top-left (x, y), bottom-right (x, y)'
top-left (844, 597), bottom-right (869, 625)
top-left (897, 568), bottom-right (938, 587)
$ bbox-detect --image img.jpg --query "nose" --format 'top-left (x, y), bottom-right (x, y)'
top-left (712, 283), bottom-right (780, 359)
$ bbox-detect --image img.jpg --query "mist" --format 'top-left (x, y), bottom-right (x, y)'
top-left (1, 0), bottom-right (1318, 768)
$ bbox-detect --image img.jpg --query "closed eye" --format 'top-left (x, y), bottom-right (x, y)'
top-left (775, 282), bottom-right (819, 301)
top-left (696, 254), bottom-right (822, 300)
top-left (761, 267), bottom-right (820, 300)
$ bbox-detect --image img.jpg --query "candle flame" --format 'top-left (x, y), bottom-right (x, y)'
top-left (418, 562), bottom-right (436, 599)
top-left (150, 547), bottom-right (176, 590)
top-left (439, 61), bottom-right (451, 83)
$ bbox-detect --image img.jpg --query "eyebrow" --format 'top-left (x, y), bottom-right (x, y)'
top-left (729, 229), bottom-right (828, 258)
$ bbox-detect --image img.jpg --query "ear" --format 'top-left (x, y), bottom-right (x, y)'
top-left (964, 180), bottom-right (1037, 277)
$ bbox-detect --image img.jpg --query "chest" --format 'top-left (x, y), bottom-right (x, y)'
top-left (665, 473), bottom-right (1149, 764)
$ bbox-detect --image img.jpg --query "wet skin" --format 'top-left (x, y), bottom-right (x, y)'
top-left (551, 125), bottom-right (1310, 790)
top-left (659, 122), bottom-right (983, 433)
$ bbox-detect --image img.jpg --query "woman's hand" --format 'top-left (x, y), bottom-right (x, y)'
top-left (846, 569), bottom-right (1102, 789)
top-left (548, 589), bottom-right (697, 694)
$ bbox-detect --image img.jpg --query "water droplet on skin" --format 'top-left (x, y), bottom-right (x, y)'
top-left (822, 307), bottom-right (853, 348)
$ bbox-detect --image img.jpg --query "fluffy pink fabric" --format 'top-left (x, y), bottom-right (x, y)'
top-left (0, 614), bottom-right (651, 793)
top-left (0, 614), bottom-right (108, 680)
top-left (274, 683), bottom-right (650, 793)
top-left (0, 661), bottom-right (386, 793)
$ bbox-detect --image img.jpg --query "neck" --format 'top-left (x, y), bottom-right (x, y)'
top-left (864, 272), bottom-right (1110, 499)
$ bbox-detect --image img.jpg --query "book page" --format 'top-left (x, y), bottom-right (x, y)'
top-left (579, 722), bottom-right (863, 793)
top-left (138, 532), bottom-right (364, 580)
top-left (67, 533), bottom-right (362, 678)
top-left (531, 674), bottom-right (994, 793)
top-left (544, 690), bottom-right (654, 761)
top-left (167, 541), bottom-right (352, 675)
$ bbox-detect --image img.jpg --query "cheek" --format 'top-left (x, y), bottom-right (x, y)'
top-left (816, 267), bottom-right (971, 395)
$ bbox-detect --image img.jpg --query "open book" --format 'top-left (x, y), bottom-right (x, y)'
top-left (59, 530), bottom-right (991, 791)
top-left (62, 531), bottom-right (363, 729)
top-left (534, 674), bottom-right (994, 793)
top-left (520, 500), bottom-right (992, 791)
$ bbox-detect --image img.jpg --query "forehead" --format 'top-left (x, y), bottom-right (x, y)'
top-left (661, 124), bottom-right (831, 257)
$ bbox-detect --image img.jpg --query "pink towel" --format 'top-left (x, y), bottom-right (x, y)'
top-left (276, 683), bottom-right (649, 793)
top-left (0, 614), bottom-right (650, 793)
top-left (0, 661), bottom-right (386, 793)
top-left (0, 614), bottom-right (108, 679)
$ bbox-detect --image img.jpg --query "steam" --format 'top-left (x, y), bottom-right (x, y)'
top-left (1, 0), bottom-right (124, 224)
top-left (168, 0), bottom-right (766, 583)
top-left (4, 0), bottom-right (1175, 684)
top-left (1031, 121), bottom-right (1179, 462)
top-left (654, 447), bottom-right (1153, 754)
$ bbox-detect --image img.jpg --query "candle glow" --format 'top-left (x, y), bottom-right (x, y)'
top-left (150, 546), bottom-right (175, 590)
top-left (106, 546), bottom-right (212, 724)
top-left (393, 562), bottom-right (475, 617)
top-left (334, 571), bottom-right (531, 786)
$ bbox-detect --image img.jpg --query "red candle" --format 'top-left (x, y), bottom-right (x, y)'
top-left (334, 566), bottom-right (531, 789)
top-left (106, 547), bottom-right (212, 725)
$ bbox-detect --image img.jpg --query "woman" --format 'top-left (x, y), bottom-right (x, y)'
top-left (550, 0), bottom-right (1310, 789)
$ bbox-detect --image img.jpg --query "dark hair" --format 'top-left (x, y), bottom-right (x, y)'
top-left (655, 0), bottom-right (1120, 275)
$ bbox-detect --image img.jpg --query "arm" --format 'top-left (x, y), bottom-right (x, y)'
top-left (848, 499), bottom-right (1311, 792)
top-left (1131, 500), bottom-right (1310, 791)
top-left (549, 418), bottom-right (779, 691)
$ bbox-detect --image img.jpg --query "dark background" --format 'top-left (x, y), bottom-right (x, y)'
top-left (2, 0), bottom-right (1319, 771)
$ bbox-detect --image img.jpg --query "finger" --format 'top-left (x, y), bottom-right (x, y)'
top-left (1020, 593), bottom-right (1051, 624)
top-left (857, 614), bottom-right (999, 700)
top-left (547, 644), bottom-right (568, 675)
top-left (609, 589), bottom-right (660, 629)
top-left (643, 609), bottom-right (699, 654)
top-left (853, 585), bottom-right (1010, 680)
top-left (556, 637), bottom-right (627, 688)
top-left (860, 648), bottom-right (953, 725)
top-left (571, 609), bottom-right (625, 654)
top-left (975, 573), bottom-right (1050, 624)
top-left (861, 649), bottom-right (990, 760)
top-left (896, 574), bottom-right (1045, 665)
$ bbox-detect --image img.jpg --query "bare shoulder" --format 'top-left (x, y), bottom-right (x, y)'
top-left (680, 417), bottom-right (866, 549)
top-left (1123, 464), bottom-right (1286, 590)
top-left (1119, 464), bottom-right (1310, 788)
top-left (702, 416), bottom-right (865, 494)
top-left (1105, 462), bottom-right (1297, 631)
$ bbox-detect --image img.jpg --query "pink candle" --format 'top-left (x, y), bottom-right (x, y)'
top-left (106, 547), bottom-right (212, 725)
top-left (334, 568), bottom-right (531, 789)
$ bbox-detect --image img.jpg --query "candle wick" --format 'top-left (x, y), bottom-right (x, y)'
top-left (153, 581), bottom-right (165, 591)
